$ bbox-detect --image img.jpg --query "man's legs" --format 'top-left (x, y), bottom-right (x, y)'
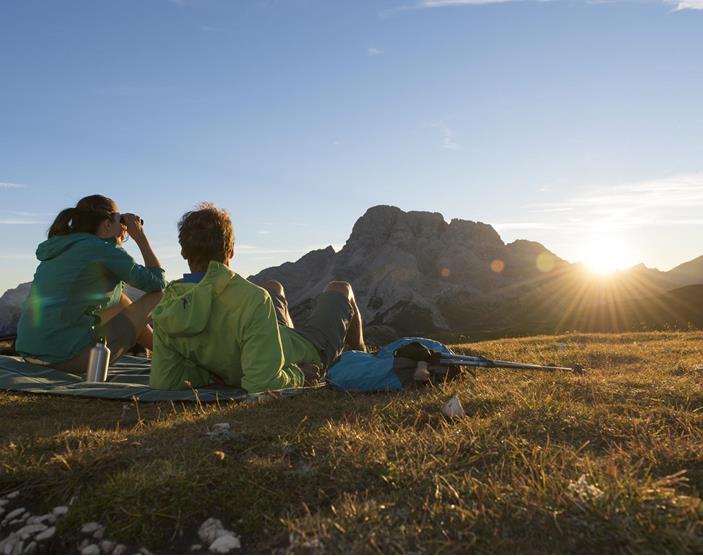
top-left (323, 281), bottom-right (366, 352)
top-left (261, 280), bottom-right (294, 328)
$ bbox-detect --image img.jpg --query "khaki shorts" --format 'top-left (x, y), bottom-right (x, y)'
top-left (270, 291), bottom-right (353, 368)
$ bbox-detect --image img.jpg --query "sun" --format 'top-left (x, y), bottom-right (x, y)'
top-left (579, 236), bottom-right (636, 275)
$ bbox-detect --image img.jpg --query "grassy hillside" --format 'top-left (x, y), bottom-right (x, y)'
top-left (1, 332), bottom-right (702, 553)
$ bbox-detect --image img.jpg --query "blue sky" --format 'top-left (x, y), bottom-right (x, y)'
top-left (1, 0), bottom-right (702, 292)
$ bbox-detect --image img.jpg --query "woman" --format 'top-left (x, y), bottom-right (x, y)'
top-left (16, 195), bottom-right (167, 374)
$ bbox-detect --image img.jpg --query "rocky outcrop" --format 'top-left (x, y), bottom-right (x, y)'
top-left (250, 205), bottom-right (703, 340)
top-left (249, 205), bottom-right (568, 338)
top-left (0, 282), bottom-right (31, 337)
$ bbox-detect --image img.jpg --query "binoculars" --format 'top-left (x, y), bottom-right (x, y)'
top-left (120, 215), bottom-right (144, 225)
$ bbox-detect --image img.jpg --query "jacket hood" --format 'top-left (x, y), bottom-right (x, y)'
top-left (153, 261), bottom-right (237, 337)
top-left (36, 233), bottom-right (106, 261)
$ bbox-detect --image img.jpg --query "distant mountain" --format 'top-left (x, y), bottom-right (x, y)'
top-left (250, 206), bottom-right (703, 341)
top-left (0, 282), bottom-right (31, 337)
top-left (666, 255), bottom-right (703, 286)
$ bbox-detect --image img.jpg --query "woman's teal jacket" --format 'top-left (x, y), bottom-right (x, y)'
top-left (16, 233), bottom-right (167, 363)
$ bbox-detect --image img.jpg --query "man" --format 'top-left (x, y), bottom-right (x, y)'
top-left (149, 203), bottom-right (365, 393)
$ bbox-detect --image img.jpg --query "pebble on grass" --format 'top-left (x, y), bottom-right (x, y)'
top-left (81, 522), bottom-right (103, 534)
top-left (52, 506), bottom-right (69, 517)
top-left (112, 544), bottom-right (127, 555)
top-left (209, 534), bottom-right (241, 554)
top-left (34, 526), bottom-right (56, 542)
top-left (81, 543), bottom-right (101, 555)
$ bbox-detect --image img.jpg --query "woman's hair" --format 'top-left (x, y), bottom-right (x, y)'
top-left (178, 202), bottom-right (235, 269)
top-left (48, 195), bottom-right (118, 238)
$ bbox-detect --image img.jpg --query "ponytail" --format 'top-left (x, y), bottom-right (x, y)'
top-left (47, 195), bottom-right (117, 238)
top-left (47, 208), bottom-right (79, 237)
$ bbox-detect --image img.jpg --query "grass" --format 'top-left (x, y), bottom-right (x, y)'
top-left (1, 331), bottom-right (703, 553)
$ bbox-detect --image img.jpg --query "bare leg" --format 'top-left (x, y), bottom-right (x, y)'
top-left (53, 291), bottom-right (162, 374)
top-left (99, 293), bottom-right (153, 349)
top-left (261, 280), bottom-right (294, 328)
top-left (99, 292), bottom-right (159, 350)
top-left (324, 281), bottom-right (366, 352)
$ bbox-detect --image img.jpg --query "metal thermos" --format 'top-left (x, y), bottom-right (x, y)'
top-left (86, 338), bottom-right (110, 382)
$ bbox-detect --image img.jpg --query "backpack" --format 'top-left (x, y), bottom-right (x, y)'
top-left (327, 336), bottom-right (466, 392)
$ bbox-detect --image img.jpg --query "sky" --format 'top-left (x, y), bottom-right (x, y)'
top-left (1, 0), bottom-right (702, 293)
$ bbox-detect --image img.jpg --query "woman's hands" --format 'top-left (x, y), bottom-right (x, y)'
top-left (120, 213), bottom-right (145, 242)
top-left (120, 213), bottom-right (161, 269)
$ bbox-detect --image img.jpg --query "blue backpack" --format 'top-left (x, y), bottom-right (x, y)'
top-left (327, 337), bottom-right (463, 392)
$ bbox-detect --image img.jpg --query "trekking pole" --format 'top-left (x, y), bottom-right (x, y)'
top-left (439, 354), bottom-right (586, 374)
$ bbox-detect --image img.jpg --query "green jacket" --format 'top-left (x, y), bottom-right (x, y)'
top-left (149, 261), bottom-right (320, 393)
top-left (16, 233), bottom-right (167, 363)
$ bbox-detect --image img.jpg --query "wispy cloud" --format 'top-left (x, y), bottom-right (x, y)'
top-left (494, 222), bottom-right (555, 231)
top-left (367, 47), bottom-right (383, 56)
top-left (429, 121), bottom-right (459, 150)
top-left (670, 0), bottom-right (703, 9)
top-left (384, 0), bottom-right (703, 14)
top-left (0, 218), bottom-right (41, 225)
top-left (525, 172), bottom-right (703, 233)
top-left (0, 182), bottom-right (26, 189)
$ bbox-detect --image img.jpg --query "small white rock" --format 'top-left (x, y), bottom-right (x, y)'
top-left (99, 540), bottom-right (115, 553)
top-left (24, 541), bottom-right (37, 554)
top-left (20, 512), bottom-right (30, 520)
top-left (79, 539), bottom-right (90, 550)
top-left (81, 522), bottom-right (103, 534)
top-left (0, 499), bottom-right (8, 507)
top-left (441, 395), bottom-right (465, 419)
top-left (34, 527), bottom-right (56, 542)
top-left (198, 518), bottom-right (225, 545)
top-left (16, 524), bottom-right (47, 540)
top-left (93, 527), bottom-right (106, 540)
top-left (27, 515), bottom-right (53, 526)
top-left (81, 544), bottom-right (101, 555)
top-left (4, 508), bottom-right (25, 521)
top-left (111, 544), bottom-right (126, 555)
top-left (52, 506), bottom-right (69, 517)
top-left (209, 534), bottom-right (241, 554)
top-left (6, 492), bottom-right (19, 500)
top-left (190, 544), bottom-right (202, 551)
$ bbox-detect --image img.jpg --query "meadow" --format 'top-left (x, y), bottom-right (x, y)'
top-left (1, 331), bottom-right (702, 553)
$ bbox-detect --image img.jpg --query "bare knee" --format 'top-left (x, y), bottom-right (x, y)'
top-left (261, 280), bottom-right (286, 298)
top-left (324, 281), bottom-right (354, 301)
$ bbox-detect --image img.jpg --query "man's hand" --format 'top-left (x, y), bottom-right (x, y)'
top-left (300, 362), bottom-right (322, 386)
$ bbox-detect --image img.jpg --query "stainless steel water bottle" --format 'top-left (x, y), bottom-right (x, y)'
top-left (86, 338), bottom-right (110, 382)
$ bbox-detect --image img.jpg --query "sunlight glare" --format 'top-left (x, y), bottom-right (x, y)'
top-left (579, 236), bottom-right (636, 275)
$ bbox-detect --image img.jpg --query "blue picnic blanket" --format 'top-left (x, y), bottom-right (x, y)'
top-left (0, 355), bottom-right (307, 402)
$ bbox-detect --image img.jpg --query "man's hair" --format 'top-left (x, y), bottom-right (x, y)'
top-left (178, 203), bottom-right (234, 268)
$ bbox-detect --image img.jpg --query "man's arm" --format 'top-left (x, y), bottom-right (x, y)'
top-left (149, 328), bottom-right (212, 390)
top-left (239, 295), bottom-right (304, 393)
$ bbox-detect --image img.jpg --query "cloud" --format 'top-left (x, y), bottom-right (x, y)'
top-left (494, 222), bottom-right (555, 231)
top-left (527, 172), bottom-right (703, 233)
top-left (670, 0), bottom-right (703, 9)
top-left (367, 47), bottom-right (383, 56)
top-left (384, 0), bottom-right (703, 14)
top-left (0, 182), bottom-right (26, 189)
top-left (429, 121), bottom-right (459, 150)
top-left (0, 218), bottom-right (41, 225)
